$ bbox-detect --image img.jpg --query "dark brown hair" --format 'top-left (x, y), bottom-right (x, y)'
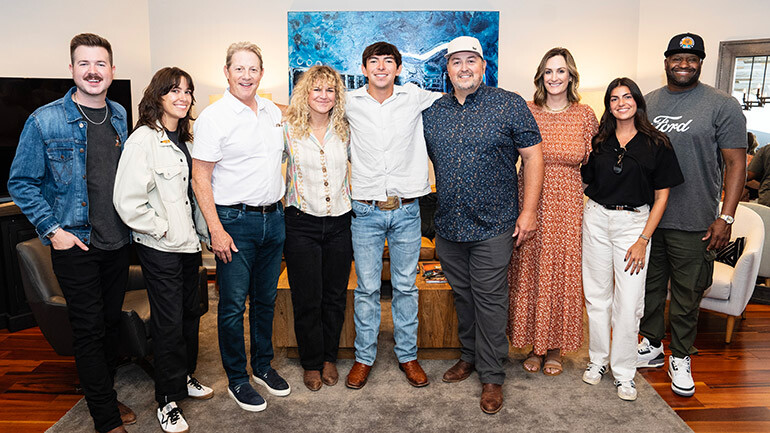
top-left (136, 67), bottom-right (196, 143)
top-left (70, 33), bottom-right (113, 65)
top-left (592, 77), bottom-right (671, 152)
top-left (361, 42), bottom-right (402, 67)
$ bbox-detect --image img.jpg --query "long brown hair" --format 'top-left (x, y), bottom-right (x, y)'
top-left (592, 77), bottom-right (671, 152)
top-left (136, 67), bottom-right (196, 143)
top-left (533, 47), bottom-right (581, 107)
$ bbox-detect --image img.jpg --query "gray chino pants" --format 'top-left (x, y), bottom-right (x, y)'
top-left (435, 227), bottom-right (515, 385)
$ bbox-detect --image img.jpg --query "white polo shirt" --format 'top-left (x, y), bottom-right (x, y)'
top-left (192, 89), bottom-right (285, 206)
top-left (346, 83), bottom-right (441, 201)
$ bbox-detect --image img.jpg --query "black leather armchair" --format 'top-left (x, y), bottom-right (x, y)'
top-left (16, 238), bottom-right (209, 358)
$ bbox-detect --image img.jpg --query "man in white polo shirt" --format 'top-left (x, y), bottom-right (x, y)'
top-left (344, 41), bottom-right (442, 389)
top-left (192, 41), bottom-right (290, 412)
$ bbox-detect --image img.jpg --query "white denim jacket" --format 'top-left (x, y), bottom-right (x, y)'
top-left (114, 124), bottom-right (208, 253)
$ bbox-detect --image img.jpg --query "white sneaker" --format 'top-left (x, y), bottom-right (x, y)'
top-left (582, 363), bottom-right (608, 385)
top-left (668, 355), bottom-right (695, 397)
top-left (187, 375), bottom-right (213, 399)
top-left (614, 380), bottom-right (637, 401)
top-left (157, 402), bottom-right (189, 433)
top-left (636, 337), bottom-right (665, 368)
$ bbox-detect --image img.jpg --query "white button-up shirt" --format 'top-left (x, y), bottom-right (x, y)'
top-left (192, 89), bottom-right (285, 206)
top-left (346, 83), bottom-right (441, 201)
top-left (283, 125), bottom-right (351, 217)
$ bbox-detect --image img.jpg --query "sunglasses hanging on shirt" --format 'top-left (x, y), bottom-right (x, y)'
top-left (613, 147), bottom-right (626, 175)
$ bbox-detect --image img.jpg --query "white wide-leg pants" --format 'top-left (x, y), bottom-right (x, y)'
top-left (582, 199), bottom-right (650, 382)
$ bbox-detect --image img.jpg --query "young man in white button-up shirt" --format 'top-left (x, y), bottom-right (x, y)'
top-left (344, 42), bottom-right (442, 390)
top-left (191, 42), bottom-right (290, 413)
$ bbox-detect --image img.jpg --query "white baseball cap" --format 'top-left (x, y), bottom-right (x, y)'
top-left (444, 36), bottom-right (484, 60)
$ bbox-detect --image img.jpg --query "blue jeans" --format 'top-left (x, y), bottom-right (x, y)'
top-left (351, 199), bottom-right (421, 365)
top-left (215, 204), bottom-right (285, 386)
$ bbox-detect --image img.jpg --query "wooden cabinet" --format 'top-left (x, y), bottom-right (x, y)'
top-left (0, 203), bottom-right (37, 331)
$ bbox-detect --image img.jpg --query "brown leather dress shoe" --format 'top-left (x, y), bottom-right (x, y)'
top-left (345, 362), bottom-right (372, 389)
top-left (104, 426), bottom-right (128, 433)
top-left (322, 361), bottom-right (339, 386)
top-left (399, 360), bottom-right (429, 387)
top-left (442, 359), bottom-right (475, 383)
top-left (480, 383), bottom-right (503, 414)
top-left (117, 401), bottom-right (136, 425)
top-left (304, 370), bottom-right (322, 391)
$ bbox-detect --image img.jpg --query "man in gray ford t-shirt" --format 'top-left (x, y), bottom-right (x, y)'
top-left (636, 33), bottom-right (746, 398)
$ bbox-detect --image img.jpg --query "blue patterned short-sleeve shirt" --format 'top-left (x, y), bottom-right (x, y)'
top-left (423, 84), bottom-right (541, 242)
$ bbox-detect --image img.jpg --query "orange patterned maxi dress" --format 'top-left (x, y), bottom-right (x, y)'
top-left (507, 102), bottom-right (598, 355)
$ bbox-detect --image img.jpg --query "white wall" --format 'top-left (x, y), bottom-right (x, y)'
top-left (0, 1), bottom-right (153, 122)
top-left (1, 0), bottom-right (769, 120)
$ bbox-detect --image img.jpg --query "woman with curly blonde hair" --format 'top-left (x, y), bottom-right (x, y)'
top-left (282, 65), bottom-right (353, 391)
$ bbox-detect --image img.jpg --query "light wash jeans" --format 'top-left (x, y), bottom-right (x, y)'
top-left (582, 199), bottom-right (650, 382)
top-left (351, 199), bottom-right (421, 365)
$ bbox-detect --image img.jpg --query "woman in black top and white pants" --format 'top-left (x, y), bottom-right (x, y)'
top-left (580, 77), bottom-right (683, 401)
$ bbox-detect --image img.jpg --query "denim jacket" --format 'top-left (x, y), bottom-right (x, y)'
top-left (7, 87), bottom-right (128, 245)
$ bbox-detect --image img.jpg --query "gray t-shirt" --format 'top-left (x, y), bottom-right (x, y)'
top-left (748, 145), bottom-right (770, 206)
top-left (646, 83), bottom-right (746, 231)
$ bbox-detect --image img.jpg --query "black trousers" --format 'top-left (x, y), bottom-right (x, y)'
top-left (283, 207), bottom-right (352, 370)
top-left (135, 244), bottom-right (202, 406)
top-left (51, 244), bottom-right (129, 433)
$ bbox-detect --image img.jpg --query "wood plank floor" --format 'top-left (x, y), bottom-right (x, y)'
top-left (1, 304), bottom-right (769, 432)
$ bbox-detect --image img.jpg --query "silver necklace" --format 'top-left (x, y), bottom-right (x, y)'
top-left (74, 92), bottom-right (109, 125)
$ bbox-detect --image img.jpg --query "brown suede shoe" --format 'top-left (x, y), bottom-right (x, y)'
top-left (399, 360), bottom-right (429, 387)
top-left (345, 362), bottom-right (372, 389)
top-left (442, 359), bottom-right (475, 383)
top-left (304, 370), bottom-right (322, 391)
top-left (480, 383), bottom-right (503, 414)
top-left (322, 361), bottom-right (339, 386)
top-left (117, 401), bottom-right (136, 425)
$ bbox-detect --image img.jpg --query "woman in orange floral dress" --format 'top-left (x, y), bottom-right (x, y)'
top-left (508, 48), bottom-right (598, 375)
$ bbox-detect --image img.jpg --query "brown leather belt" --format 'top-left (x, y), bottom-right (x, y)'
top-left (221, 203), bottom-right (278, 213)
top-left (357, 196), bottom-right (416, 211)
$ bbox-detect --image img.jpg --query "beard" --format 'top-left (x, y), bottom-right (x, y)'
top-left (666, 66), bottom-right (701, 89)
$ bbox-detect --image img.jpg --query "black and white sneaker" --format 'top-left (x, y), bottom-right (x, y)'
top-left (636, 337), bottom-right (665, 368)
top-left (614, 379), bottom-right (637, 401)
top-left (582, 362), bottom-right (608, 385)
top-left (157, 402), bottom-right (189, 433)
top-left (253, 368), bottom-right (291, 396)
top-left (227, 382), bottom-right (267, 412)
top-left (668, 355), bottom-right (695, 397)
top-left (187, 375), bottom-right (213, 400)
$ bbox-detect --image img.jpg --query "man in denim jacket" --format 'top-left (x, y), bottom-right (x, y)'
top-left (8, 34), bottom-right (133, 433)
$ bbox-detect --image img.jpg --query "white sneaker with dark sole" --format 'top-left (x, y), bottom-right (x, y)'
top-left (668, 355), bottom-right (695, 397)
top-left (636, 337), bottom-right (665, 368)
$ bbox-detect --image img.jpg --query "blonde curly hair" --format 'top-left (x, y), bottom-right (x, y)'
top-left (285, 65), bottom-right (349, 142)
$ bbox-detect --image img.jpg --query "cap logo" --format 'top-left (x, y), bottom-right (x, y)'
top-left (679, 37), bottom-right (695, 49)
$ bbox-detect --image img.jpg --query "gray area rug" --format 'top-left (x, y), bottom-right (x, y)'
top-left (48, 291), bottom-right (691, 433)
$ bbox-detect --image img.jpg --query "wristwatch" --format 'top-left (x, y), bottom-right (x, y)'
top-left (718, 214), bottom-right (735, 225)
top-left (46, 227), bottom-right (60, 239)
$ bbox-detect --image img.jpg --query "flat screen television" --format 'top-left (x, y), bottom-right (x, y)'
top-left (0, 78), bottom-right (132, 203)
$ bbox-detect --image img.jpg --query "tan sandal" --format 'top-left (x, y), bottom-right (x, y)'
top-left (543, 349), bottom-right (563, 376)
top-left (522, 351), bottom-right (543, 373)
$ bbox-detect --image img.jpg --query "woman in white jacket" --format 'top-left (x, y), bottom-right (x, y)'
top-left (114, 67), bottom-right (212, 433)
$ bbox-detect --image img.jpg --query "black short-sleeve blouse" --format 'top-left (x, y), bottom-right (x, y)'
top-left (581, 132), bottom-right (684, 207)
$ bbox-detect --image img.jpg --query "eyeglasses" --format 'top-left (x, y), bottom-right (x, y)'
top-left (613, 148), bottom-right (626, 175)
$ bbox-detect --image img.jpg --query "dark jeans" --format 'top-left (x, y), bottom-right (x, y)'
top-left (135, 244), bottom-right (202, 406)
top-left (435, 228), bottom-right (515, 385)
top-left (284, 206), bottom-right (352, 371)
top-left (216, 204), bottom-right (285, 386)
top-left (51, 244), bottom-right (129, 433)
top-left (640, 228), bottom-right (715, 358)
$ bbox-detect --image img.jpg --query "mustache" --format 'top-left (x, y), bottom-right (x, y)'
top-left (83, 73), bottom-right (102, 81)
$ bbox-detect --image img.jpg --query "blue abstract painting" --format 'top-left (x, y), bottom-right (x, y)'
top-left (287, 11), bottom-right (499, 95)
